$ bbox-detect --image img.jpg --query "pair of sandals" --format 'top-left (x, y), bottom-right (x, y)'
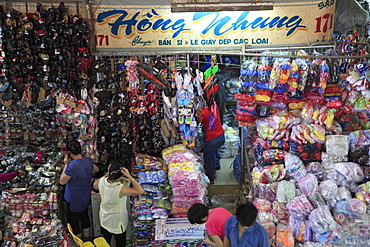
top-left (177, 88), bottom-right (195, 106)
top-left (203, 65), bottom-right (219, 90)
top-left (179, 122), bottom-right (197, 149)
top-left (160, 117), bottom-right (178, 148)
top-left (161, 118), bottom-right (177, 139)
top-left (178, 103), bottom-right (194, 125)
top-left (124, 60), bottom-right (140, 88)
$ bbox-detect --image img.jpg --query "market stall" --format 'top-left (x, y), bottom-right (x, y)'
top-left (235, 43), bottom-right (370, 245)
top-left (0, 0), bottom-right (369, 247)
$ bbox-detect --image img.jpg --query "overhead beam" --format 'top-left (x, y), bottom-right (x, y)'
top-left (171, 1), bottom-right (273, 12)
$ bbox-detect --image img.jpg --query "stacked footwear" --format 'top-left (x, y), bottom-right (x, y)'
top-left (175, 72), bottom-right (198, 149)
top-left (0, 2), bottom-right (94, 150)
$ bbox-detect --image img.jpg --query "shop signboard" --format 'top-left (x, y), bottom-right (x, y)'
top-left (155, 218), bottom-right (205, 240)
top-left (94, 1), bottom-right (336, 53)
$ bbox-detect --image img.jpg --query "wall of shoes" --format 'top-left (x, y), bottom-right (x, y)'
top-left (0, 2), bottom-right (96, 246)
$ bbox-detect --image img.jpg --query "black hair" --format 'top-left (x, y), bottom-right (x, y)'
top-left (108, 162), bottom-right (122, 181)
top-left (236, 201), bottom-right (258, 227)
top-left (205, 93), bottom-right (215, 108)
top-left (66, 140), bottom-right (82, 156)
top-left (187, 203), bottom-right (209, 224)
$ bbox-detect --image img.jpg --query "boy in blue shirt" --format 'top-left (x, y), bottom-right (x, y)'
top-left (224, 202), bottom-right (270, 247)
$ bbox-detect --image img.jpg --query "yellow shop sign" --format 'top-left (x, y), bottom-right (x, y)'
top-left (94, 1), bottom-right (336, 52)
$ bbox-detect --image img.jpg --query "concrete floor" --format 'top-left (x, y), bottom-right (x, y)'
top-left (212, 157), bottom-right (239, 186)
top-left (207, 157), bottom-right (242, 214)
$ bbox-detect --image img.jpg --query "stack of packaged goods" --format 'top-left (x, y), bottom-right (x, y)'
top-left (131, 153), bottom-right (170, 247)
top-left (162, 145), bottom-right (208, 217)
top-left (349, 130), bottom-right (370, 169)
top-left (162, 145), bottom-right (208, 246)
top-left (251, 119), bottom-right (370, 246)
top-left (220, 126), bottom-right (239, 158)
top-left (235, 52), bottom-right (370, 246)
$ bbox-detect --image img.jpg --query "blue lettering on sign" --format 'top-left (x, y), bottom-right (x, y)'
top-left (159, 40), bottom-right (172, 45)
top-left (252, 38), bottom-right (268, 44)
top-left (165, 226), bottom-right (205, 238)
top-left (97, 9), bottom-right (191, 39)
top-left (234, 38), bottom-right (249, 44)
top-left (97, 9), bottom-right (307, 39)
top-left (193, 11), bottom-right (307, 37)
top-left (318, 0), bottom-right (335, 10)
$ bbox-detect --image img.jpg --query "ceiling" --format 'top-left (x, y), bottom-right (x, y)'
top-left (92, 0), bottom-right (318, 5)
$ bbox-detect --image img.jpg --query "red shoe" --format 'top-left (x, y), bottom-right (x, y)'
top-left (235, 114), bottom-right (256, 122)
top-left (326, 100), bottom-right (342, 108)
top-left (234, 94), bottom-right (255, 102)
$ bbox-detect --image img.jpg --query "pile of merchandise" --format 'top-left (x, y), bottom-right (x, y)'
top-left (165, 145), bottom-right (208, 217)
top-left (130, 153), bottom-right (169, 247)
top-left (0, 1), bottom-right (95, 151)
top-left (219, 126), bottom-right (239, 158)
top-left (235, 53), bottom-right (369, 130)
top-left (0, 146), bottom-right (66, 246)
top-left (130, 145), bottom-right (208, 247)
top-left (235, 49), bottom-right (370, 246)
top-left (172, 71), bottom-right (203, 150)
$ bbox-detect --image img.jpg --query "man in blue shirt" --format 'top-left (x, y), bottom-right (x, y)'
top-left (224, 202), bottom-right (270, 247)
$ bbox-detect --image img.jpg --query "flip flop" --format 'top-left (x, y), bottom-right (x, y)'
top-left (178, 106), bottom-right (185, 124)
top-left (183, 73), bottom-right (192, 89)
top-left (188, 136), bottom-right (195, 149)
top-left (179, 123), bottom-right (187, 134)
top-left (187, 83), bottom-right (195, 100)
top-left (177, 89), bottom-right (187, 106)
top-left (204, 74), bottom-right (215, 90)
top-left (185, 105), bottom-right (194, 124)
top-left (196, 69), bottom-right (203, 82)
top-left (182, 124), bottom-right (191, 140)
top-left (175, 71), bottom-right (184, 90)
top-left (189, 116), bottom-right (197, 132)
top-left (161, 119), bottom-right (171, 138)
top-left (204, 64), bottom-right (219, 79)
top-left (0, 81), bottom-right (10, 93)
top-left (203, 66), bottom-right (212, 80)
top-left (179, 131), bottom-right (187, 145)
top-left (182, 92), bottom-right (190, 106)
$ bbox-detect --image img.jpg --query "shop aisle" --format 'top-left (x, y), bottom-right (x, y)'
top-left (207, 157), bottom-right (241, 213)
top-left (213, 157), bottom-right (239, 185)
top-left (208, 157), bottom-right (241, 197)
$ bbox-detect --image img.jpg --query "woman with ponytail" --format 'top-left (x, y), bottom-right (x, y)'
top-left (93, 163), bottom-right (144, 246)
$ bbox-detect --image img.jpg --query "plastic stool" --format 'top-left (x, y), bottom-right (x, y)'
top-left (94, 237), bottom-right (110, 247)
